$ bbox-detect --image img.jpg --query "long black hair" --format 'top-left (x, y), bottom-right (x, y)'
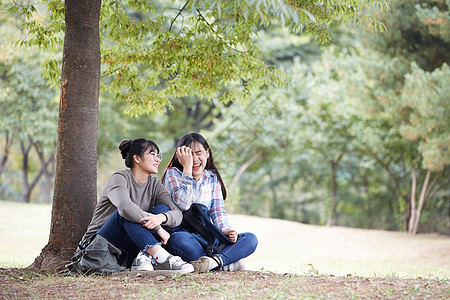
top-left (161, 133), bottom-right (227, 200)
top-left (119, 138), bottom-right (159, 168)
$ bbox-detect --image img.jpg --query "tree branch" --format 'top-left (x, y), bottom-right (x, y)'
top-left (365, 147), bottom-right (404, 198)
top-left (169, 1), bottom-right (190, 32)
top-left (195, 8), bottom-right (247, 54)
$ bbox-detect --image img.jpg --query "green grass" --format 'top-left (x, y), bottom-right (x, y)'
top-left (1, 200), bottom-right (449, 280)
top-left (1, 200), bottom-right (449, 299)
top-left (0, 201), bottom-right (51, 268)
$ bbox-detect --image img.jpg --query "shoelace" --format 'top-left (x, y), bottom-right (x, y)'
top-left (169, 256), bottom-right (185, 267)
top-left (138, 255), bottom-right (151, 265)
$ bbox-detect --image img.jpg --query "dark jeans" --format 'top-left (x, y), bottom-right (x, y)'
top-left (96, 204), bottom-right (168, 267)
top-left (162, 204), bottom-right (258, 267)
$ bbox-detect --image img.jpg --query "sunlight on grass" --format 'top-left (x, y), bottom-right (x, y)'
top-left (1, 201), bottom-right (449, 280)
top-left (229, 214), bottom-right (450, 279)
top-left (0, 201), bottom-right (51, 268)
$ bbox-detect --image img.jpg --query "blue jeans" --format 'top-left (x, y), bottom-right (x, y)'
top-left (165, 231), bottom-right (258, 267)
top-left (96, 204), bottom-right (168, 267)
top-left (164, 203), bottom-right (258, 267)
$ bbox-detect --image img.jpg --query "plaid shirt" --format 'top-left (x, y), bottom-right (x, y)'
top-left (164, 167), bottom-right (231, 232)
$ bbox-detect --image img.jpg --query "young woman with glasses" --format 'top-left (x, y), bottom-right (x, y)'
top-left (81, 138), bottom-right (194, 273)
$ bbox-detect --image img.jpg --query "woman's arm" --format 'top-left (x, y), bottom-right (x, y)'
top-left (106, 172), bottom-right (147, 222)
top-left (151, 179), bottom-right (183, 227)
top-left (164, 168), bottom-right (199, 211)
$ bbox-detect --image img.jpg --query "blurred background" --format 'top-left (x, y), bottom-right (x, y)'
top-left (0, 0), bottom-right (448, 237)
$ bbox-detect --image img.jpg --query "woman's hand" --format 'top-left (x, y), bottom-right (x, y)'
top-left (157, 228), bottom-right (170, 245)
top-left (139, 213), bottom-right (165, 230)
top-left (223, 229), bottom-right (238, 242)
top-left (176, 146), bottom-right (193, 176)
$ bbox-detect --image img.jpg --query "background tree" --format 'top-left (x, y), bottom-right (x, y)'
top-left (349, 0), bottom-right (450, 233)
top-left (0, 14), bottom-right (58, 203)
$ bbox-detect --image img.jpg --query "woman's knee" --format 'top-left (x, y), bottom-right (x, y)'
top-left (166, 232), bottom-right (204, 259)
top-left (168, 232), bottom-right (197, 249)
top-left (241, 232), bottom-right (258, 250)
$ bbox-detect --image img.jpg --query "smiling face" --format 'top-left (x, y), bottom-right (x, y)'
top-left (189, 141), bottom-right (209, 180)
top-left (135, 149), bottom-right (161, 175)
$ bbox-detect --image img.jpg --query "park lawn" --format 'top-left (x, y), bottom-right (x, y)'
top-left (0, 200), bottom-right (449, 279)
top-left (1, 200), bottom-right (449, 299)
top-left (0, 201), bottom-right (51, 268)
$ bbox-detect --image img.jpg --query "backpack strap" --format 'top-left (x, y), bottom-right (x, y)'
top-left (182, 203), bottom-right (234, 257)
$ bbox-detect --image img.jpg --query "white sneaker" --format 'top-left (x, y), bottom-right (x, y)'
top-left (156, 255), bottom-right (194, 274)
top-left (131, 252), bottom-right (154, 271)
top-left (222, 259), bottom-right (245, 272)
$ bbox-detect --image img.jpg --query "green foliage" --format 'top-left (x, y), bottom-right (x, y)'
top-left (0, 11), bottom-right (58, 202)
top-left (13, 0), bottom-right (387, 116)
top-left (398, 63), bottom-right (449, 171)
top-left (366, 0), bottom-right (450, 71)
top-left (5, 0), bottom-right (447, 232)
top-left (342, 0), bottom-right (449, 233)
top-left (351, 0), bottom-right (449, 174)
top-left (206, 47), bottom-right (403, 227)
top-left (0, 27), bottom-right (58, 148)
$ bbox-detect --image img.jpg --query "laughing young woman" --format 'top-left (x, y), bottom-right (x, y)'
top-left (161, 133), bottom-right (258, 272)
top-left (81, 138), bottom-right (194, 273)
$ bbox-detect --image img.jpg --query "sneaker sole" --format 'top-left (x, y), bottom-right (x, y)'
top-left (153, 265), bottom-right (194, 274)
top-left (130, 266), bottom-right (154, 271)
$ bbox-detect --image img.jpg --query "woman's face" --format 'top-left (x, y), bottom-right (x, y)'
top-left (189, 141), bottom-right (209, 180)
top-left (137, 148), bottom-right (161, 175)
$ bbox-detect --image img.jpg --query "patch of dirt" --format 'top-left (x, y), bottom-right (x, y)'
top-left (1, 268), bottom-right (448, 299)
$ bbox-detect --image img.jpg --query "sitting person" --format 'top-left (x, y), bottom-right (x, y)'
top-left (161, 132), bottom-right (258, 272)
top-left (81, 138), bottom-right (194, 273)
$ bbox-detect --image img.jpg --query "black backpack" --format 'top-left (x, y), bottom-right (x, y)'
top-left (182, 203), bottom-right (234, 257)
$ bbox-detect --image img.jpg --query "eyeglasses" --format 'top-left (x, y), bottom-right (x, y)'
top-left (148, 151), bottom-right (162, 161)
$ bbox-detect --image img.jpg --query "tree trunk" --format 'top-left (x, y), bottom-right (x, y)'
top-left (362, 175), bottom-right (372, 228)
top-left (29, 0), bottom-right (101, 272)
top-left (228, 153), bottom-right (260, 213)
top-left (408, 170), bottom-right (442, 234)
top-left (0, 132), bottom-right (12, 181)
top-left (327, 160), bottom-right (338, 226)
top-left (20, 140), bottom-right (33, 203)
top-left (20, 141), bottom-right (51, 203)
top-left (34, 143), bottom-right (55, 203)
top-left (39, 154), bottom-right (55, 203)
top-left (403, 195), bottom-right (411, 232)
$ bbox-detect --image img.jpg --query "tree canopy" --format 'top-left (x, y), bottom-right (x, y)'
top-left (14, 0), bottom-right (388, 115)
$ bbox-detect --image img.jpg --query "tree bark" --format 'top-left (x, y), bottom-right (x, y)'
top-left (29, 0), bottom-right (101, 272)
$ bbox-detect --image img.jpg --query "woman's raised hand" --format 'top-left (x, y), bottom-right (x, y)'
top-left (177, 146), bottom-right (193, 176)
top-left (223, 229), bottom-right (238, 242)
